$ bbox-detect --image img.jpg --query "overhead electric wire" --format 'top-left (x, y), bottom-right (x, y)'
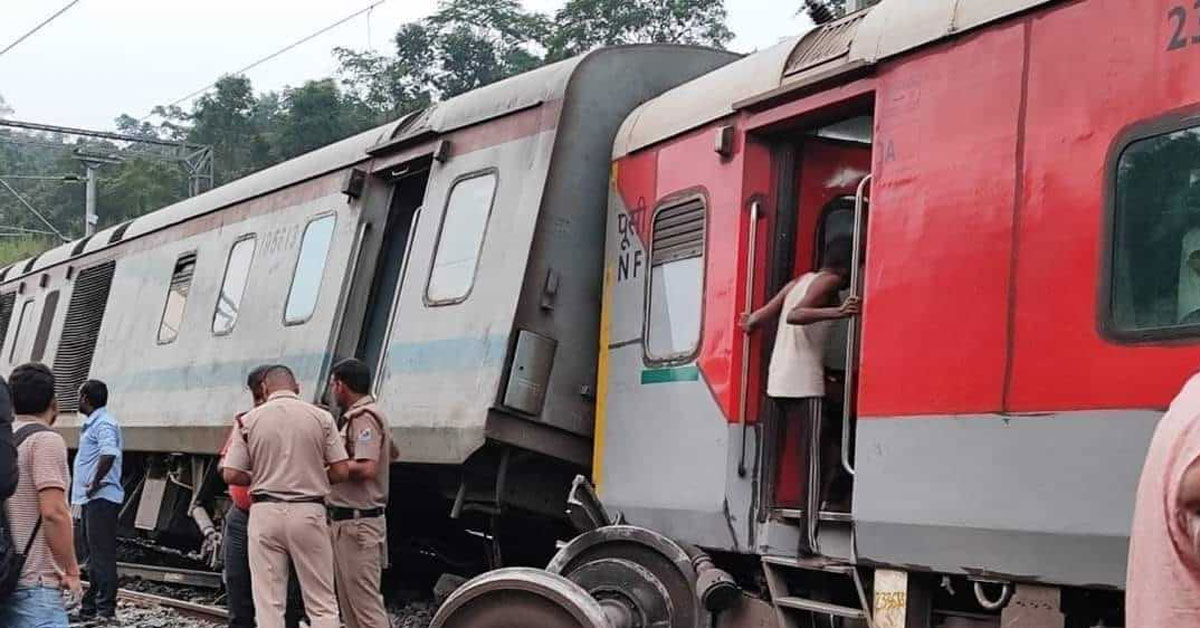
top-left (0, 0), bottom-right (83, 59)
top-left (0, 179), bottom-right (70, 242)
top-left (142, 0), bottom-right (389, 120)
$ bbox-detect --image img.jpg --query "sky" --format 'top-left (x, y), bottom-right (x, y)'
top-left (0, 0), bottom-right (810, 131)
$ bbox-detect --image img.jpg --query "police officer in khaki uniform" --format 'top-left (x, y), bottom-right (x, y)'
top-left (326, 358), bottom-right (399, 628)
top-left (221, 365), bottom-right (349, 628)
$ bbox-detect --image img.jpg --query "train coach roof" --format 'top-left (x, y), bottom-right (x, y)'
top-left (613, 0), bottom-right (1060, 158)
top-left (7, 50), bottom-right (619, 279)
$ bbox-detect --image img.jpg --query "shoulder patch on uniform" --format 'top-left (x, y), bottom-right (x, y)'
top-left (357, 427), bottom-right (372, 442)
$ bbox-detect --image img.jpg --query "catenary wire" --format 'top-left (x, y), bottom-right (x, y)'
top-left (0, 0), bottom-right (83, 59)
top-left (139, 0), bottom-right (389, 121)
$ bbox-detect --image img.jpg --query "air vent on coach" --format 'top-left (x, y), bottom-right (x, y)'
top-left (109, 221), bottom-right (134, 244)
top-left (71, 235), bottom-right (94, 257)
top-left (651, 198), bottom-right (706, 264)
top-left (53, 260), bottom-right (115, 412)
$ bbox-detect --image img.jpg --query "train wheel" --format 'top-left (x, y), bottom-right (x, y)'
top-left (431, 567), bottom-right (613, 628)
top-left (546, 525), bottom-right (701, 628)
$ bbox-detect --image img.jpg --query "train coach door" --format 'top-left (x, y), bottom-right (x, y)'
top-left (359, 159), bottom-right (431, 377)
top-left (761, 116), bottom-right (872, 555)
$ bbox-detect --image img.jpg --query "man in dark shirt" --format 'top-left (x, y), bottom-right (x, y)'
top-left (0, 381), bottom-right (18, 500)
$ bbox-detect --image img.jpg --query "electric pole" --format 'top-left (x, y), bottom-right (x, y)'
top-left (0, 118), bottom-right (214, 237)
top-left (74, 151), bottom-right (122, 237)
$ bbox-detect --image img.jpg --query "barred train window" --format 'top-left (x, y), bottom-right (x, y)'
top-left (285, 214), bottom-right (336, 325)
top-left (426, 172), bottom-right (498, 304)
top-left (213, 236), bottom-right (256, 335)
top-left (30, 290), bottom-right (59, 363)
top-left (158, 252), bottom-right (197, 344)
top-left (10, 299), bottom-right (34, 362)
top-left (645, 197), bottom-right (706, 362)
top-left (1112, 126), bottom-right (1200, 336)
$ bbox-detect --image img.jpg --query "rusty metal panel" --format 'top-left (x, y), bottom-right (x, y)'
top-left (1000, 585), bottom-right (1064, 628)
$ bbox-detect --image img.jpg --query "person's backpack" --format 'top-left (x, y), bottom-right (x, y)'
top-left (0, 423), bottom-right (55, 602)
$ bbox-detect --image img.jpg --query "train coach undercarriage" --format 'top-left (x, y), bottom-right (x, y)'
top-left (114, 450), bottom-right (1126, 628)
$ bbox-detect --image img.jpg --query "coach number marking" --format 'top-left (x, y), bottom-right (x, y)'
top-left (1166, 3), bottom-right (1200, 51)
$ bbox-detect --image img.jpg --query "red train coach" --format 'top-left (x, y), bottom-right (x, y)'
top-left (433, 1), bottom-right (1200, 627)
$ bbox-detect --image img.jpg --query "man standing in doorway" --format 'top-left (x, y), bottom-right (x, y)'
top-left (0, 363), bottom-right (82, 628)
top-left (221, 365), bottom-right (349, 628)
top-left (72, 379), bottom-right (123, 623)
top-left (327, 358), bottom-right (398, 628)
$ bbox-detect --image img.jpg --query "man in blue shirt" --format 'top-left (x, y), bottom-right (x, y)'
top-left (71, 379), bottom-right (123, 622)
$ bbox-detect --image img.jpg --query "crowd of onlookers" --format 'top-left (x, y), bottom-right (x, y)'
top-left (0, 357), bottom-right (397, 628)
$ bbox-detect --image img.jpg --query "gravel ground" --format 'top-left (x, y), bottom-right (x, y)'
top-left (389, 599), bottom-right (435, 628)
top-left (69, 598), bottom-right (436, 628)
top-left (105, 598), bottom-right (222, 628)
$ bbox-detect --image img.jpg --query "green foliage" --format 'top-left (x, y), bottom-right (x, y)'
top-left (802, 0), bottom-right (882, 24)
top-left (391, 0), bottom-right (549, 99)
top-left (546, 0), bottom-right (733, 61)
top-left (0, 237), bottom-right (56, 268)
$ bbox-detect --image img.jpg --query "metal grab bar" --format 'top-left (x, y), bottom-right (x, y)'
top-left (737, 201), bottom-right (762, 478)
top-left (842, 175), bottom-right (871, 476)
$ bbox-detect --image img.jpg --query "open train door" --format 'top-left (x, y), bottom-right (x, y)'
top-left (354, 155), bottom-right (432, 381)
top-left (753, 112), bottom-right (873, 557)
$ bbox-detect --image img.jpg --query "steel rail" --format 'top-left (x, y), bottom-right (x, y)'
top-left (117, 561), bottom-right (224, 589)
top-left (116, 587), bottom-right (228, 624)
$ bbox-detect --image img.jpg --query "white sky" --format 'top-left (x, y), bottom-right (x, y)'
top-left (0, 0), bottom-right (810, 131)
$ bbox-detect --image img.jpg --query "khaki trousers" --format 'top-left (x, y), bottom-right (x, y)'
top-left (331, 516), bottom-right (389, 628)
top-left (248, 502), bottom-right (341, 628)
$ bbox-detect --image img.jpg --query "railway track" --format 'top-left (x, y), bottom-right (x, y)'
top-left (116, 587), bottom-right (228, 624)
top-left (117, 561), bottom-right (224, 589)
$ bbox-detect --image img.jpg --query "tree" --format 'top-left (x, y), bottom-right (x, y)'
top-left (333, 46), bottom-right (431, 120)
top-left (183, 75), bottom-right (273, 184)
top-left (546, 0), bottom-right (734, 61)
top-left (273, 79), bottom-right (371, 160)
top-left (390, 0), bottom-right (549, 99)
top-left (0, 94), bottom-right (11, 119)
top-left (802, 0), bottom-right (881, 25)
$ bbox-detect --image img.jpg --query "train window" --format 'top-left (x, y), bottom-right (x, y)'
top-left (213, 236), bottom-right (257, 335)
top-left (30, 290), bottom-right (59, 363)
top-left (425, 172), bottom-right (498, 305)
top-left (0, 292), bottom-right (15, 358)
top-left (1110, 125), bottom-right (1200, 338)
top-left (10, 299), bottom-right (34, 363)
top-left (158, 252), bottom-right (197, 344)
top-left (284, 214), bottom-right (336, 325)
top-left (645, 196), bottom-right (706, 363)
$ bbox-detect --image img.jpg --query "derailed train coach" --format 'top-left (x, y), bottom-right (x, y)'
top-left (0, 45), bottom-right (738, 570)
top-left (431, 1), bottom-right (1200, 627)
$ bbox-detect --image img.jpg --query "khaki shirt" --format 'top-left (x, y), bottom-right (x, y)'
top-left (222, 390), bottom-right (348, 501)
top-left (327, 396), bottom-right (398, 510)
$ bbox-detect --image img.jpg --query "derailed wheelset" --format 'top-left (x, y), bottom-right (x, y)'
top-left (432, 526), bottom-right (739, 628)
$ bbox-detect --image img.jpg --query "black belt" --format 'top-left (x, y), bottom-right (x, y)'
top-left (250, 495), bottom-right (325, 505)
top-left (328, 506), bottom-right (384, 521)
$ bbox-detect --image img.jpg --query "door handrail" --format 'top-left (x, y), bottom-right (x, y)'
top-left (737, 200), bottom-right (762, 478)
top-left (842, 175), bottom-right (871, 477)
